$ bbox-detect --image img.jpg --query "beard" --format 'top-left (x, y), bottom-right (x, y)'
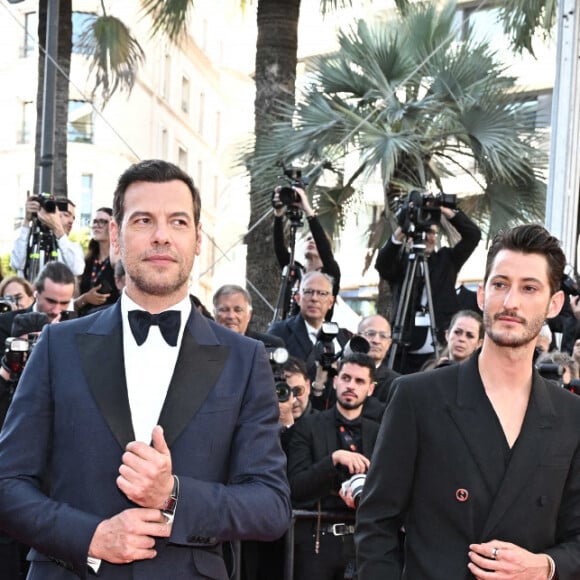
top-left (484, 308), bottom-right (547, 348)
top-left (123, 247), bottom-right (192, 297)
top-left (337, 393), bottom-right (364, 411)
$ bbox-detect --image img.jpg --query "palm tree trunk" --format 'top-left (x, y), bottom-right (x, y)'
top-left (34, 0), bottom-right (72, 197)
top-left (247, 0), bottom-right (301, 330)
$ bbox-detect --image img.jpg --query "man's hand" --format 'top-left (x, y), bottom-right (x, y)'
top-left (331, 450), bottom-right (369, 474)
top-left (571, 295), bottom-right (580, 321)
top-left (468, 540), bottom-right (552, 579)
top-left (37, 207), bottom-right (66, 238)
top-left (117, 425), bottom-right (174, 509)
top-left (278, 398), bottom-right (294, 427)
top-left (88, 508), bottom-right (170, 564)
top-left (338, 485), bottom-right (357, 510)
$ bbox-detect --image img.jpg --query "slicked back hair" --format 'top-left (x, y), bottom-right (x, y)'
top-left (484, 225), bottom-right (565, 296)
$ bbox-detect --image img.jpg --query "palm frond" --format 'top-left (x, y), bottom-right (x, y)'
top-left (141, 0), bottom-right (193, 42)
top-left (77, 15), bottom-right (145, 106)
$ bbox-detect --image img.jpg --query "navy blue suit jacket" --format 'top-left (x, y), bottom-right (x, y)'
top-left (0, 301), bottom-right (291, 579)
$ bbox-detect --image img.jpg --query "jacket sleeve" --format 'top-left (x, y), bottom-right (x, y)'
top-left (287, 417), bottom-right (341, 505)
top-left (355, 379), bottom-right (413, 578)
top-left (273, 215), bottom-right (290, 269)
top-left (57, 236), bottom-right (86, 277)
top-left (447, 210), bottom-right (481, 272)
top-left (10, 227), bottom-right (30, 273)
top-left (307, 216), bottom-right (341, 294)
top-left (375, 237), bottom-right (406, 283)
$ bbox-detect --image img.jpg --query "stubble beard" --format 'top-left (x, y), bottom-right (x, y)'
top-left (484, 309), bottom-right (547, 349)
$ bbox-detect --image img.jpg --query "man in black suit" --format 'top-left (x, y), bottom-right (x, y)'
top-left (288, 353), bottom-right (379, 579)
top-left (356, 224), bottom-right (580, 579)
top-left (0, 261), bottom-right (75, 347)
top-left (268, 271), bottom-right (351, 377)
top-left (0, 160), bottom-right (290, 579)
top-left (212, 284), bottom-right (284, 347)
top-left (357, 315), bottom-right (399, 403)
top-left (375, 203), bottom-right (480, 373)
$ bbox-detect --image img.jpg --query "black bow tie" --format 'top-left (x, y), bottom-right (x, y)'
top-left (128, 310), bottom-right (181, 347)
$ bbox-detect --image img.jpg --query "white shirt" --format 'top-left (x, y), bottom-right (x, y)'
top-left (121, 291), bottom-right (191, 443)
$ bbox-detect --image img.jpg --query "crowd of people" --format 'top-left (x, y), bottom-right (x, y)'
top-left (0, 161), bottom-right (580, 580)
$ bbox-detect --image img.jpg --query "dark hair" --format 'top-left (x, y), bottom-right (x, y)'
top-left (87, 207), bottom-right (113, 261)
top-left (212, 284), bottom-right (252, 308)
top-left (112, 159), bottom-right (201, 226)
top-left (338, 352), bottom-right (376, 383)
top-left (283, 356), bottom-right (309, 380)
top-left (34, 262), bottom-right (76, 293)
top-left (484, 225), bottom-right (565, 295)
top-left (448, 309), bottom-right (484, 340)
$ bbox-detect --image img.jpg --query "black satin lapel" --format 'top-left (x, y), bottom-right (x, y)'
top-left (480, 400), bottom-right (553, 539)
top-left (158, 331), bottom-right (230, 447)
top-left (76, 329), bottom-right (134, 449)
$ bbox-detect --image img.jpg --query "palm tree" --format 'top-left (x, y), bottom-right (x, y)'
top-left (250, 0), bottom-right (547, 261)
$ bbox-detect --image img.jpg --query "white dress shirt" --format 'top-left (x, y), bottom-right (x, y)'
top-left (121, 291), bottom-right (191, 443)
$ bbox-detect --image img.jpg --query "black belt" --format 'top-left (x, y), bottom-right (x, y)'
top-left (318, 523), bottom-right (355, 536)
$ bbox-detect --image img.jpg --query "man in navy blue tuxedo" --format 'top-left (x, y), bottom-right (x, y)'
top-left (0, 160), bottom-right (291, 579)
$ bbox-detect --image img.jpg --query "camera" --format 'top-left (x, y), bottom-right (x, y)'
top-left (59, 310), bottom-right (78, 322)
top-left (313, 321), bottom-right (341, 370)
top-left (0, 296), bottom-right (16, 314)
top-left (536, 362), bottom-right (580, 395)
top-left (395, 189), bottom-right (457, 235)
top-left (340, 473), bottom-right (367, 506)
top-left (561, 265), bottom-right (579, 296)
top-left (266, 346), bottom-right (293, 402)
top-left (342, 335), bottom-right (370, 358)
top-left (3, 337), bottom-right (30, 376)
top-left (31, 192), bottom-right (68, 214)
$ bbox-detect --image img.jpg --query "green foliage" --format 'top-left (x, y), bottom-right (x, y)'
top-left (77, 14), bottom-right (145, 106)
top-left (1, 255), bottom-right (15, 279)
top-left (245, 0), bottom-right (547, 244)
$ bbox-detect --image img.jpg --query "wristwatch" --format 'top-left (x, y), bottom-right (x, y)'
top-left (161, 475), bottom-right (179, 525)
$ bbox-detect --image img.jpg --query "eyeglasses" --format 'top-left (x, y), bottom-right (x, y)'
top-left (360, 330), bottom-right (391, 340)
top-left (290, 386), bottom-right (305, 397)
top-left (92, 219), bottom-right (110, 228)
top-left (301, 289), bottom-right (330, 298)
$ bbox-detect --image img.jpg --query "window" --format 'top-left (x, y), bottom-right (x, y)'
top-left (181, 76), bottom-right (190, 114)
top-left (67, 101), bottom-right (94, 143)
top-left (22, 12), bottom-right (37, 58)
top-left (160, 126), bottom-right (168, 159)
top-left (72, 12), bottom-right (97, 55)
top-left (198, 92), bottom-right (205, 135)
top-left (19, 101), bottom-right (35, 144)
top-left (162, 54), bottom-right (171, 100)
top-left (79, 174), bottom-right (93, 227)
top-left (178, 146), bottom-right (188, 171)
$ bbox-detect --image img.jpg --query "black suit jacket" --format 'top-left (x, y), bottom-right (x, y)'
top-left (288, 407), bottom-right (379, 512)
top-left (355, 353), bottom-right (580, 580)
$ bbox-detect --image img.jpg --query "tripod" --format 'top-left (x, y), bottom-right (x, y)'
top-left (271, 208), bottom-right (304, 323)
top-left (24, 218), bottom-right (59, 281)
top-left (387, 236), bottom-right (441, 370)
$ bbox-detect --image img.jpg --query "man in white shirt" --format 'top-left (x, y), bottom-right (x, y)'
top-left (11, 196), bottom-right (85, 279)
top-left (0, 159), bottom-right (290, 579)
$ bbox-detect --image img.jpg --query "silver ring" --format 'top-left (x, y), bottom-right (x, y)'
top-left (491, 547), bottom-right (499, 560)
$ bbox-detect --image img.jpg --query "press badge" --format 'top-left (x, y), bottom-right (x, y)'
top-left (415, 312), bottom-right (431, 327)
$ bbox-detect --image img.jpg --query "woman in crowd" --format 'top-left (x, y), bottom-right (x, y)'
top-left (74, 207), bottom-right (119, 316)
top-left (0, 276), bottom-right (35, 311)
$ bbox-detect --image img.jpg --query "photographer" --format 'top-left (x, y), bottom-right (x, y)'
top-left (0, 262), bottom-right (76, 348)
top-left (268, 272), bottom-right (351, 384)
top-left (375, 197), bottom-right (480, 374)
top-left (11, 196), bottom-right (85, 280)
top-left (273, 185), bottom-right (341, 319)
top-left (0, 312), bottom-right (49, 578)
top-left (287, 353), bottom-right (379, 580)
